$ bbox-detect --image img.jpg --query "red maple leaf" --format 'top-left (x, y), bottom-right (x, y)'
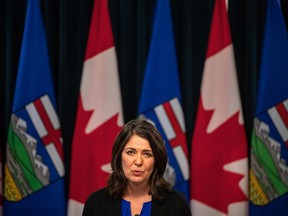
top-left (69, 96), bottom-right (122, 203)
top-left (191, 98), bottom-right (247, 213)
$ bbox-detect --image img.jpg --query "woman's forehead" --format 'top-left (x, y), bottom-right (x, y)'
top-left (124, 134), bottom-right (152, 150)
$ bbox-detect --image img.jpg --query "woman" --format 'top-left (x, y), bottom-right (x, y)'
top-left (83, 119), bottom-right (191, 216)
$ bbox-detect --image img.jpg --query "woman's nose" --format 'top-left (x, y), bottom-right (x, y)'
top-left (134, 154), bottom-right (142, 167)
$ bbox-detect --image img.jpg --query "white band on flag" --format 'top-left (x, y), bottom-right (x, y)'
top-left (173, 146), bottom-right (189, 180)
top-left (170, 98), bottom-right (185, 133)
top-left (46, 143), bottom-right (65, 177)
top-left (268, 105), bottom-right (288, 142)
top-left (41, 95), bottom-right (60, 130)
top-left (155, 105), bottom-right (175, 140)
top-left (26, 102), bottom-right (47, 137)
top-left (68, 199), bottom-right (84, 216)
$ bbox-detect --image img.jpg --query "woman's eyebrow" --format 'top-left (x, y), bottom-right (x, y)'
top-left (124, 147), bottom-right (152, 151)
top-left (124, 147), bottom-right (135, 150)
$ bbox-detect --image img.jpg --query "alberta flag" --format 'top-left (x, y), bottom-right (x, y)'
top-left (4, 0), bottom-right (66, 215)
top-left (190, 0), bottom-right (248, 215)
top-left (249, 0), bottom-right (288, 215)
top-left (138, 0), bottom-right (189, 200)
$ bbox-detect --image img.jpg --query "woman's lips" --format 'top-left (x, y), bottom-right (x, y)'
top-left (132, 170), bottom-right (143, 175)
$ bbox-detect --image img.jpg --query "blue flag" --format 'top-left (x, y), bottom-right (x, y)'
top-left (249, 0), bottom-right (288, 215)
top-left (138, 0), bottom-right (189, 200)
top-left (4, 0), bottom-right (66, 215)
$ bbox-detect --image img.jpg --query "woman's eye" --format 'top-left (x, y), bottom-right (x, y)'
top-left (127, 150), bottom-right (135, 155)
top-left (143, 152), bottom-right (153, 157)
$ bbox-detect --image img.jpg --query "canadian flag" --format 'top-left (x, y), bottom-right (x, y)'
top-left (190, 0), bottom-right (248, 215)
top-left (68, 0), bottom-right (124, 215)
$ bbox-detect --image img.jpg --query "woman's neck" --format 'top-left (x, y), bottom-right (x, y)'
top-left (123, 183), bottom-right (151, 200)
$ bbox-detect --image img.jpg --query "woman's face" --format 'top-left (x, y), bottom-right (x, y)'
top-left (121, 134), bottom-right (155, 187)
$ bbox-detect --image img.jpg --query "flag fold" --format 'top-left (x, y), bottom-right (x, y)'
top-left (138, 0), bottom-right (190, 200)
top-left (249, 0), bottom-right (288, 215)
top-left (190, 0), bottom-right (248, 215)
top-left (68, 0), bottom-right (124, 215)
top-left (4, 0), bottom-right (66, 215)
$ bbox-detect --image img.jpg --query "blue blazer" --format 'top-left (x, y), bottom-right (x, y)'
top-left (82, 187), bottom-right (192, 216)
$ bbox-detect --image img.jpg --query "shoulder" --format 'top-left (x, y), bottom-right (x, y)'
top-left (152, 190), bottom-right (191, 216)
top-left (83, 187), bottom-right (109, 209)
top-left (86, 187), bottom-right (109, 202)
top-left (83, 187), bottom-right (121, 216)
top-left (165, 190), bottom-right (188, 204)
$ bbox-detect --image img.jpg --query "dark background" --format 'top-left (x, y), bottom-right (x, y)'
top-left (1, 0), bottom-right (287, 196)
